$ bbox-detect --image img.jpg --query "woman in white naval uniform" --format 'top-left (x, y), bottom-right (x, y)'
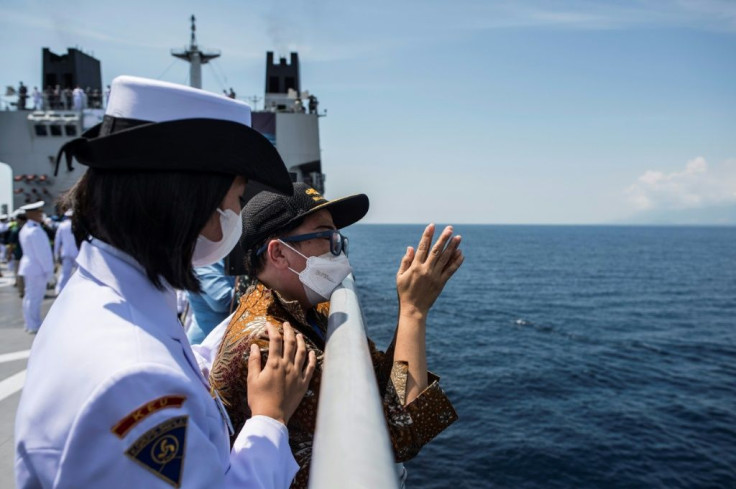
top-left (17, 201), bottom-right (54, 333)
top-left (53, 209), bottom-right (79, 294)
top-left (15, 76), bottom-right (316, 489)
top-left (0, 213), bottom-right (9, 262)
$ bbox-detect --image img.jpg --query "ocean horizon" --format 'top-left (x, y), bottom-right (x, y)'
top-left (355, 223), bottom-right (736, 227)
top-left (346, 224), bottom-right (735, 488)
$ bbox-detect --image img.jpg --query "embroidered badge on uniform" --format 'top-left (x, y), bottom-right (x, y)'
top-left (112, 395), bottom-right (186, 438)
top-left (126, 416), bottom-right (187, 488)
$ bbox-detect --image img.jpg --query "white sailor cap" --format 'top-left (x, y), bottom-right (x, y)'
top-left (105, 76), bottom-right (253, 126)
top-left (0, 214), bottom-right (7, 220)
top-left (55, 76), bottom-right (293, 195)
top-left (19, 201), bottom-right (45, 211)
top-left (12, 209), bottom-right (26, 218)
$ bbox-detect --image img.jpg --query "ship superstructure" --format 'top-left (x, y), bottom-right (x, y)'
top-left (0, 17), bottom-right (325, 215)
top-left (255, 51), bottom-right (325, 193)
top-left (0, 48), bottom-right (105, 215)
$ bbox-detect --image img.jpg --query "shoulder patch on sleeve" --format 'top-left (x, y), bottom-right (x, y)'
top-left (125, 415), bottom-right (188, 488)
top-left (112, 395), bottom-right (186, 437)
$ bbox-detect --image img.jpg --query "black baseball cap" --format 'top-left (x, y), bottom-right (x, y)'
top-left (240, 182), bottom-right (369, 253)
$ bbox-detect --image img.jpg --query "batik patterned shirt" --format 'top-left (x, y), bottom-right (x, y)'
top-left (209, 281), bottom-right (458, 488)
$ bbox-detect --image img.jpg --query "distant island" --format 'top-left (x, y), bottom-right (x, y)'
top-left (622, 204), bottom-right (736, 225)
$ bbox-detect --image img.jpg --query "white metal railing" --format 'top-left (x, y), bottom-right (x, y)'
top-left (309, 274), bottom-right (400, 489)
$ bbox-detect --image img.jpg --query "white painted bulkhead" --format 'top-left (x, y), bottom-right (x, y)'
top-left (0, 162), bottom-right (12, 214)
top-left (275, 111), bottom-right (324, 191)
top-left (0, 109), bottom-right (103, 212)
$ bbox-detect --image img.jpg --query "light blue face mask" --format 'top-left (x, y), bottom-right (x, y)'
top-left (280, 240), bottom-right (352, 305)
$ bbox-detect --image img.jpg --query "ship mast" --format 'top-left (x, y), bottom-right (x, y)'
top-left (171, 15), bottom-right (220, 89)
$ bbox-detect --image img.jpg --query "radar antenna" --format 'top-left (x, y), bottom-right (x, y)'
top-left (171, 15), bottom-right (221, 89)
top-left (247, 95), bottom-right (263, 111)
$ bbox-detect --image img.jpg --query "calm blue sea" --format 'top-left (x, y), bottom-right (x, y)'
top-left (346, 225), bottom-right (736, 489)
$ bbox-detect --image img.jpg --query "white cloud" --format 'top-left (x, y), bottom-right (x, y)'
top-left (626, 157), bottom-right (736, 211)
top-left (440, 0), bottom-right (736, 32)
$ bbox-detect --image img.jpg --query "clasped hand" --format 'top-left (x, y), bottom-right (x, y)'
top-left (246, 322), bottom-right (316, 425)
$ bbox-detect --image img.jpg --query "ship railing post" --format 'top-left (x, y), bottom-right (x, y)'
top-left (308, 274), bottom-right (400, 489)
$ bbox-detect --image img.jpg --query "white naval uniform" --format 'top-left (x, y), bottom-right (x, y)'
top-left (0, 221), bottom-right (9, 261)
top-left (15, 239), bottom-right (298, 489)
top-left (18, 220), bottom-right (54, 332)
top-left (53, 219), bottom-right (79, 294)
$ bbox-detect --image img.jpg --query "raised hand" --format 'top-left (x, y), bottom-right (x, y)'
top-left (396, 223), bottom-right (464, 318)
top-left (246, 322), bottom-right (316, 425)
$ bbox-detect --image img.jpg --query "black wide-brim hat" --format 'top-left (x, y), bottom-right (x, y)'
top-left (241, 182), bottom-right (369, 253)
top-left (55, 76), bottom-right (293, 195)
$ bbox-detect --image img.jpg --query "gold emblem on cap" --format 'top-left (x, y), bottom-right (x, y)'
top-left (305, 188), bottom-right (326, 202)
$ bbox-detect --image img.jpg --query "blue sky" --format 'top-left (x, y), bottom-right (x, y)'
top-left (1, 0), bottom-right (735, 224)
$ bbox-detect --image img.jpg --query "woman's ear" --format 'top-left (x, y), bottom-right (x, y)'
top-left (267, 240), bottom-right (290, 270)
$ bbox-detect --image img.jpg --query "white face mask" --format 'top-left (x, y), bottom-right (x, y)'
top-left (192, 208), bottom-right (242, 267)
top-left (280, 240), bottom-right (353, 305)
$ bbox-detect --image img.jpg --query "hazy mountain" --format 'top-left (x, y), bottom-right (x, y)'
top-left (621, 204), bottom-right (736, 225)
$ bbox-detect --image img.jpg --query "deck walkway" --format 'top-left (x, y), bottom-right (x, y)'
top-left (0, 263), bottom-right (55, 489)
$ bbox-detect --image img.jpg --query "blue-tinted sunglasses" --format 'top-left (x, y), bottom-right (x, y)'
top-left (257, 229), bottom-right (349, 257)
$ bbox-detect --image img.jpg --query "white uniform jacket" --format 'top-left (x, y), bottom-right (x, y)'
top-left (18, 220), bottom-right (53, 278)
top-left (15, 239), bottom-right (298, 489)
top-left (53, 220), bottom-right (79, 260)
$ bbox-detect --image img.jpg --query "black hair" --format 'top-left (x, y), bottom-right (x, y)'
top-left (71, 168), bottom-right (234, 291)
top-left (243, 217), bottom-right (304, 283)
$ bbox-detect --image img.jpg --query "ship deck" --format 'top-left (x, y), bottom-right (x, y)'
top-left (0, 262), bottom-right (54, 488)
